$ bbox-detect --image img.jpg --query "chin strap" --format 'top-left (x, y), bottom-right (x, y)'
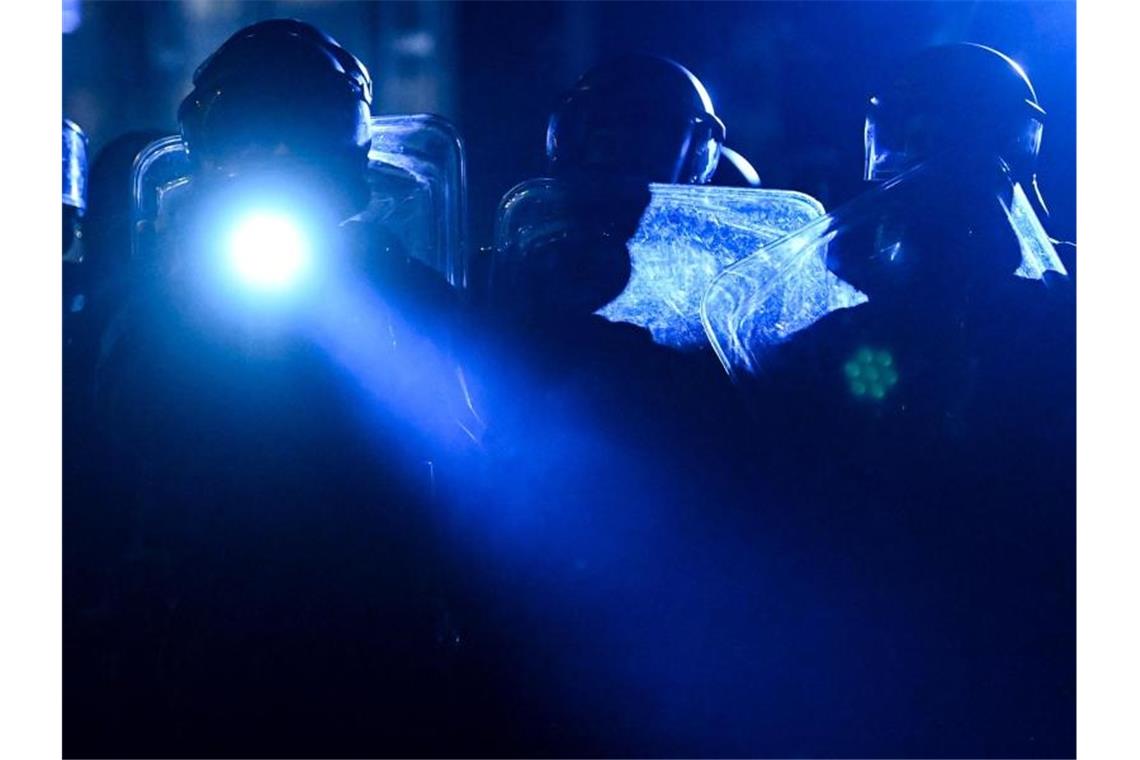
top-left (719, 146), bottom-right (761, 187)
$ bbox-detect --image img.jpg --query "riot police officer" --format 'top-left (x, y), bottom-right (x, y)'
top-left (481, 55), bottom-right (767, 420)
top-left (699, 43), bottom-right (1075, 756)
top-left (73, 20), bottom-right (476, 758)
top-left (717, 43), bottom-right (1072, 443)
top-left (64, 131), bottom-right (167, 406)
top-left (62, 120), bottom-right (105, 654)
top-left (444, 56), bottom-right (775, 755)
top-left (63, 121), bottom-right (101, 722)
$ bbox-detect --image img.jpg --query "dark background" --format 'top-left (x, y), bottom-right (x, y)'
top-left (63, 0), bottom-right (1076, 250)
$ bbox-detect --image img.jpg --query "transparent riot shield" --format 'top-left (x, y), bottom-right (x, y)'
top-left (132, 114), bottom-right (467, 287)
top-left (362, 114), bottom-right (467, 288)
top-left (63, 119), bottom-right (88, 213)
top-left (130, 134), bottom-right (191, 271)
top-left (492, 179), bottom-right (837, 350)
top-left (701, 159), bottom-right (1067, 379)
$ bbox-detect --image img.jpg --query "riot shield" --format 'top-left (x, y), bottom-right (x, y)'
top-left (492, 179), bottom-right (836, 349)
top-left (63, 119), bottom-right (89, 264)
top-left (63, 119), bottom-right (88, 212)
top-left (361, 114), bottom-right (467, 288)
top-left (131, 114), bottom-right (467, 287)
top-left (701, 159), bottom-right (1067, 379)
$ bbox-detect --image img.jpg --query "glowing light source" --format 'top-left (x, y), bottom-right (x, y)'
top-left (844, 346), bottom-right (898, 401)
top-left (63, 0), bottom-right (82, 34)
top-left (226, 211), bottom-right (310, 291)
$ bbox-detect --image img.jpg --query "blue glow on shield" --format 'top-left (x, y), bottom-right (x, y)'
top-left (701, 225), bottom-right (868, 378)
top-left (596, 185), bottom-right (834, 349)
top-left (1005, 182), bottom-right (1067, 280)
top-left (226, 212), bottom-right (311, 291)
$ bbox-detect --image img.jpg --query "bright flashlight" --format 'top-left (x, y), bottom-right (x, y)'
top-left (226, 211), bottom-right (311, 291)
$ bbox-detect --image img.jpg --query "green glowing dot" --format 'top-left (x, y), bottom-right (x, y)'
top-left (845, 346), bottom-right (900, 400)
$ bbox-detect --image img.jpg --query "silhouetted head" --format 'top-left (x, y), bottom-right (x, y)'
top-left (546, 55), bottom-right (726, 185)
top-left (820, 43), bottom-right (1050, 300)
top-left (178, 19), bottom-right (374, 219)
top-left (864, 43), bottom-right (1045, 185)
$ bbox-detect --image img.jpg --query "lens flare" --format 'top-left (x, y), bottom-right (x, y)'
top-left (227, 211), bottom-right (310, 290)
top-left (843, 346), bottom-right (898, 401)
